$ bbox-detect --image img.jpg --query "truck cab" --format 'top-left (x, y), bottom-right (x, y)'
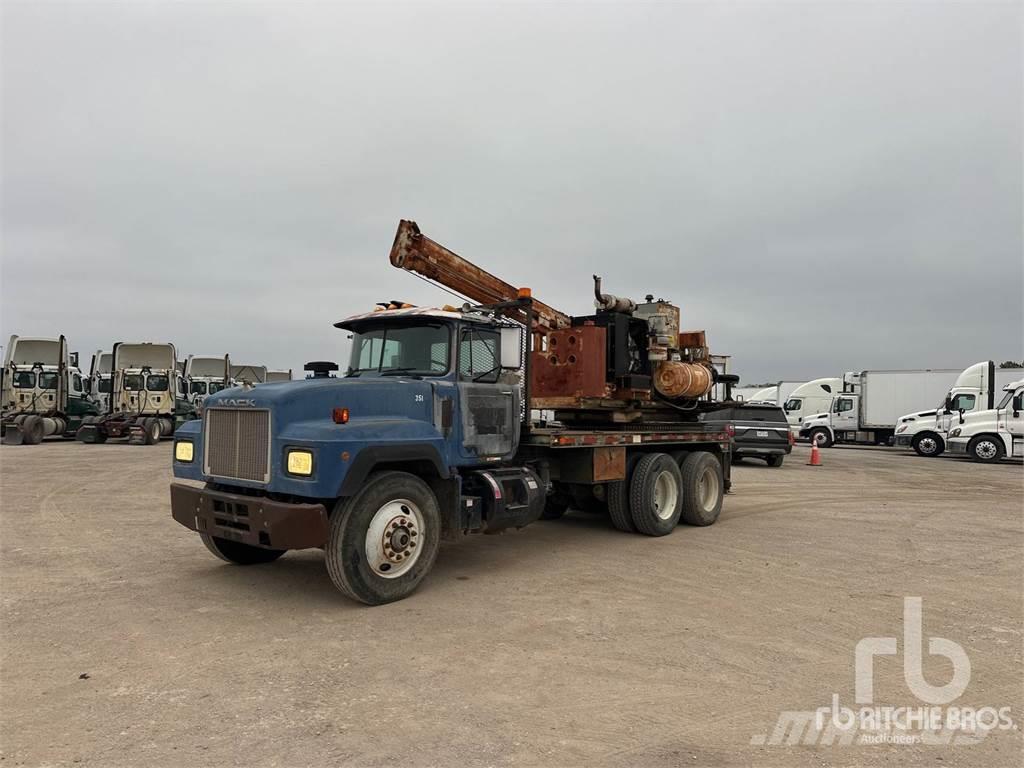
top-left (185, 355), bottom-right (232, 406)
top-left (782, 378), bottom-right (841, 435)
top-left (1, 335), bottom-right (99, 444)
top-left (946, 379), bottom-right (1024, 462)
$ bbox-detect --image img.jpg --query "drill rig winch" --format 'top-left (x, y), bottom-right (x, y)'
top-left (388, 220), bottom-right (724, 425)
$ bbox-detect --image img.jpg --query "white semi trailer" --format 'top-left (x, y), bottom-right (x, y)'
top-left (265, 369), bottom-right (293, 383)
top-left (800, 369), bottom-right (961, 448)
top-left (893, 361), bottom-right (1024, 457)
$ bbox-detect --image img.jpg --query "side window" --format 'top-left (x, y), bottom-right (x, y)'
top-left (1013, 394), bottom-right (1023, 412)
top-left (951, 394), bottom-right (976, 411)
top-left (834, 398), bottom-right (854, 413)
top-left (784, 398), bottom-right (801, 412)
top-left (73, 373), bottom-right (83, 392)
top-left (459, 328), bottom-right (500, 383)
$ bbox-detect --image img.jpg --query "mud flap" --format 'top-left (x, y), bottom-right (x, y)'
top-left (76, 425), bottom-right (102, 443)
top-left (1, 426), bottom-right (25, 446)
top-left (127, 424), bottom-right (147, 445)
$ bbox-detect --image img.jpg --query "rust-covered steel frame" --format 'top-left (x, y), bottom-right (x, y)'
top-left (389, 220), bottom-right (571, 332)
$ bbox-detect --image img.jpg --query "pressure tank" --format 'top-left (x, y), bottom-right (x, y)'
top-left (653, 361), bottom-right (713, 400)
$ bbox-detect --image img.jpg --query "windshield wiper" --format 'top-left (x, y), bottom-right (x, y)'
top-left (380, 367), bottom-right (424, 379)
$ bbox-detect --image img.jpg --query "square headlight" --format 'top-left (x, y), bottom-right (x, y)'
top-left (174, 441), bottom-right (194, 462)
top-left (286, 449), bottom-right (314, 476)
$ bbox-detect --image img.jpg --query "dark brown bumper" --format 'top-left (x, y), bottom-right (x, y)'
top-left (170, 482), bottom-right (329, 550)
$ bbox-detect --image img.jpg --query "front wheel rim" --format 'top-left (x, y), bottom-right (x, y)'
top-left (653, 470), bottom-right (679, 520)
top-left (814, 432), bottom-right (827, 446)
top-left (919, 437), bottom-right (937, 454)
top-left (365, 499), bottom-right (424, 578)
top-left (975, 441), bottom-right (998, 459)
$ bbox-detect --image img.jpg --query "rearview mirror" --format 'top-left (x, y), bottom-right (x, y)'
top-left (499, 327), bottom-right (523, 369)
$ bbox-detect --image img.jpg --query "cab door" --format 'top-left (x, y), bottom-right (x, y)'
top-left (832, 395), bottom-right (858, 434)
top-left (456, 325), bottom-right (518, 461)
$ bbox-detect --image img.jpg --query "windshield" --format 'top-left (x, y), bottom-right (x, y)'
top-left (146, 374), bottom-right (169, 392)
top-left (783, 398), bottom-right (801, 412)
top-left (347, 323), bottom-right (450, 376)
top-left (38, 373), bottom-right (58, 390)
top-left (98, 378), bottom-right (112, 393)
top-left (997, 389), bottom-right (1018, 409)
top-left (123, 374), bottom-right (144, 391)
top-left (190, 381), bottom-right (208, 395)
top-left (12, 371), bottom-right (35, 388)
top-left (209, 382), bottom-right (226, 394)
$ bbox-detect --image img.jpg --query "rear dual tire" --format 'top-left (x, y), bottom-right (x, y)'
top-left (610, 451), bottom-right (724, 535)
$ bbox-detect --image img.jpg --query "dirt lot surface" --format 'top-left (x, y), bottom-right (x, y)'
top-left (1, 442), bottom-right (1021, 767)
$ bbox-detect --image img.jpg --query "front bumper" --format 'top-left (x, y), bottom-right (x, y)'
top-left (894, 435), bottom-right (913, 447)
top-left (947, 438), bottom-right (969, 455)
top-left (170, 482), bottom-right (329, 550)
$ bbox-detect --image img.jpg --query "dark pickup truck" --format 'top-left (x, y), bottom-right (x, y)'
top-left (701, 404), bottom-right (793, 467)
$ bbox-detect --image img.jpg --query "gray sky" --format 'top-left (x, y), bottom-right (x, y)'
top-left (2, 1), bottom-right (1021, 383)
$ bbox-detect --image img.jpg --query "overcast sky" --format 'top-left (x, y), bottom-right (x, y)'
top-left (2, 1), bottom-right (1021, 383)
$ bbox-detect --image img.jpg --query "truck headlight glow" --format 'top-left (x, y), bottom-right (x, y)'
top-left (286, 449), bottom-right (314, 476)
top-left (174, 441), bottom-right (194, 462)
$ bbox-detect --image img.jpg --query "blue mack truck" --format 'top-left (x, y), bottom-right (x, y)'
top-left (170, 221), bottom-right (733, 604)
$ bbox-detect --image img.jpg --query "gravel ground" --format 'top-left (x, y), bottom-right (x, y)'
top-left (1, 441), bottom-right (1021, 767)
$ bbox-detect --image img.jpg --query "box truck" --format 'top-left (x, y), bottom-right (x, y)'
top-left (799, 369), bottom-right (961, 448)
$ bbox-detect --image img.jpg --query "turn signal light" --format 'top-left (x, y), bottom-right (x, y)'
top-left (333, 407), bottom-right (349, 424)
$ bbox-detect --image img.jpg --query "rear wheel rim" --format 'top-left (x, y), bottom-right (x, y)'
top-left (364, 499), bottom-right (424, 579)
top-left (653, 470), bottom-right (679, 520)
top-left (697, 467), bottom-right (720, 512)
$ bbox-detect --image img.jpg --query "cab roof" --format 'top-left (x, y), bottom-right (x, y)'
top-left (335, 305), bottom-right (497, 330)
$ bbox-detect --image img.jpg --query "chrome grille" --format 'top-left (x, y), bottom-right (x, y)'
top-left (204, 408), bottom-right (271, 483)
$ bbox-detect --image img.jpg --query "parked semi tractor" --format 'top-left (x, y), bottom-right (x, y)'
top-left (78, 342), bottom-right (195, 444)
top-left (265, 369), bottom-right (293, 383)
top-left (171, 220), bottom-right (735, 605)
top-left (88, 350), bottom-right (113, 413)
top-left (946, 378), bottom-right (1024, 462)
top-left (185, 355), bottom-right (231, 405)
top-left (230, 364), bottom-right (267, 385)
top-left (1, 335), bottom-right (100, 444)
top-left (782, 378), bottom-right (842, 432)
top-left (745, 381), bottom-right (803, 406)
top-left (800, 369), bottom-right (961, 447)
top-left (893, 361), bottom-right (1024, 457)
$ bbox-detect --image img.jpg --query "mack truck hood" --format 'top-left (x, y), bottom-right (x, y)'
top-left (202, 377), bottom-right (439, 430)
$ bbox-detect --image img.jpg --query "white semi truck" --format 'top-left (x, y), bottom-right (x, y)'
top-left (229, 364), bottom-right (267, 386)
top-left (893, 361), bottom-right (1024, 457)
top-left (185, 355), bottom-right (231, 404)
top-left (946, 378), bottom-right (1024, 462)
top-left (1, 335), bottom-right (100, 444)
top-left (77, 342), bottom-right (195, 444)
top-left (782, 378), bottom-right (842, 432)
top-left (88, 350), bottom-right (113, 413)
top-left (799, 369), bottom-right (961, 448)
top-left (265, 368), bottom-right (293, 383)
top-left (745, 381), bottom-right (804, 406)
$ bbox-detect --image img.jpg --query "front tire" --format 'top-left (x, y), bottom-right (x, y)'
top-left (967, 435), bottom-right (1004, 463)
top-left (810, 428), bottom-right (833, 448)
top-left (912, 432), bottom-right (944, 457)
top-left (200, 534), bottom-right (286, 564)
top-left (325, 471), bottom-right (441, 605)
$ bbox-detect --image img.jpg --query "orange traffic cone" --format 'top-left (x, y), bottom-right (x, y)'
top-left (808, 441), bottom-right (822, 466)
